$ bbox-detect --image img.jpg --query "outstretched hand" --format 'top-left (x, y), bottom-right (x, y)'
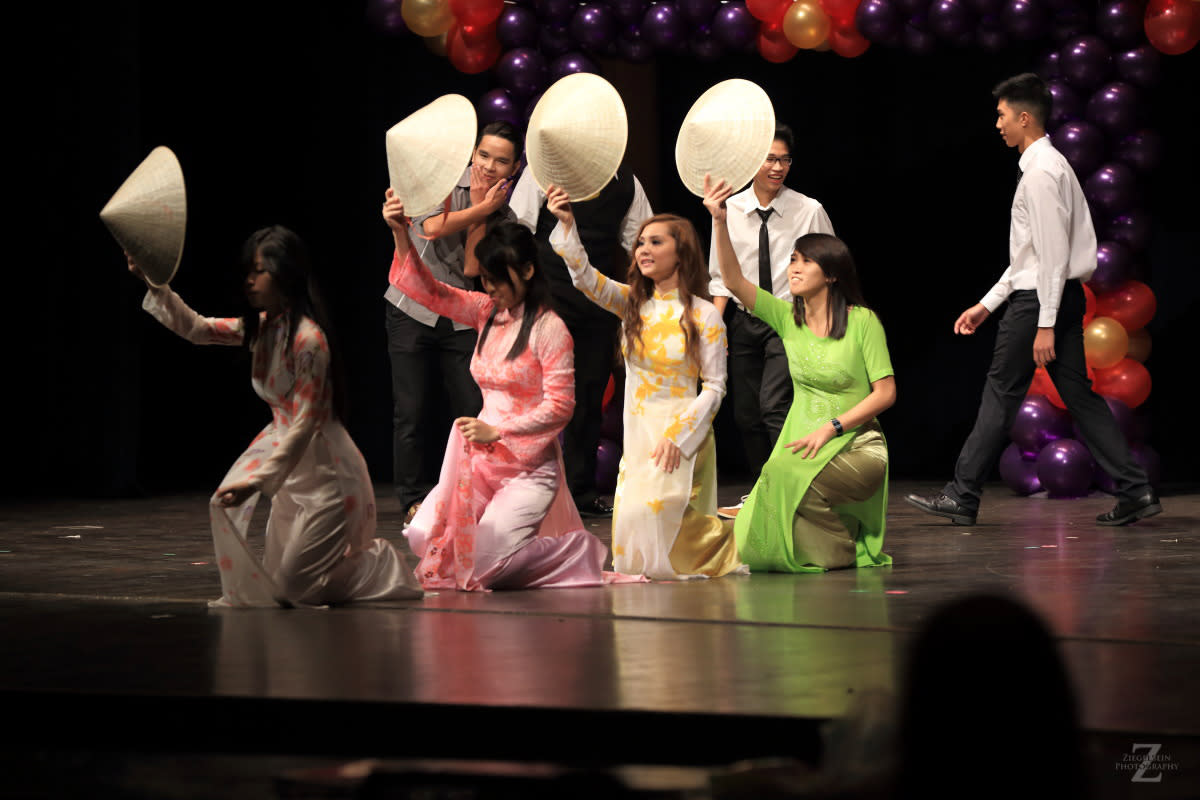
top-left (953, 303), bottom-right (990, 335)
top-left (650, 437), bottom-right (682, 474)
top-left (785, 423), bottom-right (836, 460)
top-left (702, 174), bottom-right (734, 222)
top-left (546, 184), bottom-right (574, 231)
top-left (382, 188), bottom-right (409, 233)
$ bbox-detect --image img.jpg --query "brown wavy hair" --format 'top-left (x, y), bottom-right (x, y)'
top-left (621, 214), bottom-right (711, 371)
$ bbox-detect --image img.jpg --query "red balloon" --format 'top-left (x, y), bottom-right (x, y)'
top-left (1082, 282), bottom-right (1096, 325)
top-left (748, 0), bottom-right (792, 25)
top-left (830, 23), bottom-right (870, 57)
top-left (1095, 280), bottom-right (1157, 331)
top-left (449, 0), bottom-right (504, 28)
top-left (447, 22), bottom-right (501, 73)
top-left (1144, 0), bottom-right (1200, 56)
top-left (757, 21), bottom-right (799, 62)
top-left (820, 0), bottom-right (862, 28)
top-left (1093, 358), bottom-right (1152, 408)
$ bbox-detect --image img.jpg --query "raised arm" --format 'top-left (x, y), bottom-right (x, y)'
top-left (128, 253), bottom-right (245, 346)
top-left (703, 175), bottom-right (757, 312)
top-left (383, 188), bottom-right (492, 330)
top-left (545, 185), bottom-right (630, 317)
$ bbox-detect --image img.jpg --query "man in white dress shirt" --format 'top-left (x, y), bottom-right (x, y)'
top-left (708, 125), bottom-right (834, 515)
top-left (907, 73), bottom-right (1160, 527)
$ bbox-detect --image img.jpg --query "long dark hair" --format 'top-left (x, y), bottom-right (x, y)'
top-left (622, 214), bottom-right (710, 370)
top-left (790, 233), bottom-right (868, 341)
top-left (474, 221), bottom-right (552, 360)
top-left (240, 225), bottom-right (348, 421)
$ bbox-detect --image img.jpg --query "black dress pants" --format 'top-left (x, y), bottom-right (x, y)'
top-left (945, 281), bottom-right (1149, 511)
top-left (729, 306), bottom-right (794, 476)
top-left (386, 304), bottom-right (483, 511)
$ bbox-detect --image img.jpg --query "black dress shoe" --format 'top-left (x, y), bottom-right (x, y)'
top-left (905, 492), bottom-right (977, 526)
top-left (577, 497), bottom-right (614, 518)
top-left (1096, 490), bottom-right (1162, 526)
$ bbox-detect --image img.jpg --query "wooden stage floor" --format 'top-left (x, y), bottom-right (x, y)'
top-left (2, 481), bottom-right (1198, 797)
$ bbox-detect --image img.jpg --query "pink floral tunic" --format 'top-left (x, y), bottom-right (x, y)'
top-left (142, 286), bottom-right (424, 607)
top-left (389, 246), bottom-right (622, 591)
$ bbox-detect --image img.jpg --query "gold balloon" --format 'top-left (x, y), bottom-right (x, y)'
top-left (402, 0), bottom-right (454, 38)
top-left (782, 0), bottom-right (831, 49)
top-left (1084, 316), bottom-right (1130, 369)
top-left (1127, 328), bottom-right (1152, 363)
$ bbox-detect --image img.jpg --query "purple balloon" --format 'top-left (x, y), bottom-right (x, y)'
top-left (1104, 210), bottom-right (1151, 252)
top-left (642, 2), bottom-right (684, 49)
top-left (1054, 120), bottom-right (1105, 176)
top-left (535, 0), bottom-right (576, 26)
top-left (1085, 82), bottom-right (1142, 136)
top-left (1052, 9), bottom-right (1090, 43)
top-left (538, 23), bottom-right (573, 58)
top-left (595, 438), bottom-right (621, 493)
top-left (978, 22), bottom-right (1008, 53)
top-left (549, 51), bottom-right (599, 82)
top-left (1011, 395), bottom-right (1073, 457)
top-left (570, 3), bottom-right (616, 50)
top-left (1059, 36), bottom-right (1112, 90)
top-left (611, 0), bottom-right (650, 26)
top-left (690, 29), bottom-right (723, 61)
top-left (713, 1), bottom-right (758, 50)
top-left (1085, 162), bottom-right (1138, 217)
top-left (522, 90), bottom-right (545, 125)
top-left (1002, 0), bottom-right (1048, 40)
top-left (498, 6), bottom-right (540, 49)
top-left (903, 22), bottom-right (938, 54)
top-left (895, 0), bottom-right (926, 13)
top-left (1092, 240), bottom-right (1133, 292)
top-left (496, 48), bottom-right (548, 100)
top-left (477, 88), bottom-right (520, 126)
top-left (929, 0), bottom-right (974, 40)
top-left (1036, 439), bottom-right (1096, 498)
top-left (365, 0), bottom-right (409, 36)
top-left (1115, 46), bottom-right (1163, 88)
top-left (679, 0), bottom-right (719, 27)
top-left (1117, 129), bottom-right (1164, 174)
top-left (1039, 50), bottom-right (1061, 79)
top-left (856, 0), bottom-right (901, 42)
top-left (1000, 443), bottom-right (1043, 496)
top-left (966, 0), bottom-right (1003, 13)
top-left (1047, 79), bottom-right (1083, 129)
top-left (1096, 1), bottom-right (1144, 48)
top-left (617, 28), bottom-right (655, 61)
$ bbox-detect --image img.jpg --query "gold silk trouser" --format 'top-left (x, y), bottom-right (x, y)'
top-left (792, 425), bottom-right (887, 570)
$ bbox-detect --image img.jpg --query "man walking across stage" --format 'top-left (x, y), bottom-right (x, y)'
top-left (709, 124), bottom-right (834, 518)
top-left (907, 73), bottom-right (1161, 527)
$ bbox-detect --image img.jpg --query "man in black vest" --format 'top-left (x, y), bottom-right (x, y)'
top-left (511, 166), bottom-right (653, 516)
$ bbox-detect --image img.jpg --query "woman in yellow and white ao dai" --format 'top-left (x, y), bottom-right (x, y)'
top-left (550, 223), bottom-right (745, 580)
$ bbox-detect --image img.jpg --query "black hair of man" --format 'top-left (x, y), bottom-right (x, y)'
top-left (992, 72), bottom-right (1052, 129)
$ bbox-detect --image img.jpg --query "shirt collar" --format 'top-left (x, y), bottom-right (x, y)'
top-left (1018, 135), bottom-right (1049, 173)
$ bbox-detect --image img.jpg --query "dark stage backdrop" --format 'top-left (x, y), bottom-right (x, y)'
top-left (11, 0), bottom-right (1197, 498)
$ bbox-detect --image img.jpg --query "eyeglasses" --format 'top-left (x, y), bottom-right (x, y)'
top-left (764, 155), bottom-right (793, 166)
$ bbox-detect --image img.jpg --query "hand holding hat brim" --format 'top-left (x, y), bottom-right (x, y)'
top-left (386, 94), bottom-right (477, 219)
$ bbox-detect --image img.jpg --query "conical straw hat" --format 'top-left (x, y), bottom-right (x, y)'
top-left (675, 79), bottom-right (776, 197)
top-left (527, 73), bottom-right (628, 202)
top-left (100, 146), bottom-right (187, 287)
top-left (386, 94), bottom-right (477, 218)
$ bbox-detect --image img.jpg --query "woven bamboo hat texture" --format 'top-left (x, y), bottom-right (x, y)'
top-left (526, 73), bottom-right (628, 202)
top-left (675, 79), bottom-right (776, 197)
top-left (386, 94), bottom-right (477, 218)
top-left (100, 146), bottom-right (187, 287)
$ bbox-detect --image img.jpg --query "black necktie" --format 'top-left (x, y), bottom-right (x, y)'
top-left (1016, 166), bottom-right (1023, 188)
top-left (756, 208), bottom-right (774, 292)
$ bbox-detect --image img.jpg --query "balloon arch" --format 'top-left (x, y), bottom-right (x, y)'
top-left (368, 0), bottom-right (1198, 499)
